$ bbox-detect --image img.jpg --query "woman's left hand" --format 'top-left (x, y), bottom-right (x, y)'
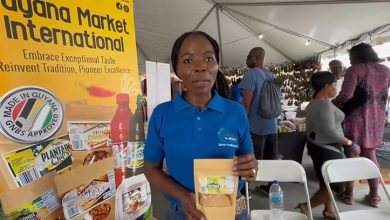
top-left (233, 154), bottom-right (258, 181)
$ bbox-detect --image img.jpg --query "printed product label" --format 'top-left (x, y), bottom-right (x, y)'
top-left (122, 183), bottom-right (148, 217)
top-left (200, 176), bottom-right (234, 194)
top-left (62, 172), bottom-right (116, 220)
top-left (113, 142), bottom-right (128, 169)
top-left (0, 86), bottom-right (64, 144)
top-left (2, 135), bottom-right (72, 187)
top-left (5, 188), bottom-right (60, 220)
top-left (270, 192), bottom-right (283, 205)
top-left (67, 122), bottom-right (110, 151)
top-left (126, 141), bottom-right (144, 169)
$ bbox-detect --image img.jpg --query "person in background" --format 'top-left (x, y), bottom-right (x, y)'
top-left (231, 78), bottom-right (243, 103)
top-left (171, 73), bottom-right (183, 98)
top-left (333, 43), bottom-right (390, 208)
top-left (329, 59), bottom-right (344, 96)
top-left (296, 71), bottom-right (361, 219)
top-left (213, 70), bottom-right (233, 99)
top-left (239, 47), bottom-right (278, 194)
top-left (144, 31), bottom-right (257, 220)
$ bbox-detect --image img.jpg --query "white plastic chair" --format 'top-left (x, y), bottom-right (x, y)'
top-left (322, 158), bottom-right (390, 220)
top-left (249, 160), bottom-right (313, 220)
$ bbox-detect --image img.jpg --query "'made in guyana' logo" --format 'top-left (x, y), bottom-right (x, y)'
top-left (0, 86), bottom-right (64, 144)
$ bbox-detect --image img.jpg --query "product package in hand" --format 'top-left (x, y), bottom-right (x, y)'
top-left (194, 159), bottom-right (238, 220)
top-left (115, 174), bottom-right (152, 220)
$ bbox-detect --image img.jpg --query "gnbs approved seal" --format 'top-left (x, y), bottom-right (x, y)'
top-left (0, 86), bottom-right (64, 144)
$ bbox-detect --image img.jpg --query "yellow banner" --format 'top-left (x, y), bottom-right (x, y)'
top-left (0, 0), bottom-right (140, 108)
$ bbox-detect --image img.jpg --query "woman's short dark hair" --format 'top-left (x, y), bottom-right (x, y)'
top-left (171, 31), bottom-right (219, 74)
top-left (349, 43), bottom-right (380, 64)
top-left (311, 71), bottom-right (336, 97)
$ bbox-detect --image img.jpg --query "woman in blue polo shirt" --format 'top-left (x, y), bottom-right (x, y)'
top-left (144, 31), bottom-right (257, 220)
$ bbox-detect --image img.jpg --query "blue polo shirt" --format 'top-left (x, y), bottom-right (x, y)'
top-left (144, 92), bottom-right (253, 206)
top-left (239, 67), bottom-right (277, 135)
top-left (231, 84), bottom-right (243, 103)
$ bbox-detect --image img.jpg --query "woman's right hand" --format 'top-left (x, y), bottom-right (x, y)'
top-left (352, 143), bottom-right (361, 157)
top-left (179, 192), bottom-right (206, 220)
top-left (348, 143), bottom-right (361, 157)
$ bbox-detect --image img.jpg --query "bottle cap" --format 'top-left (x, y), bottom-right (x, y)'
top-left (273, 180), bottom-right (279, 185)
top-left (116, 93), bottom-right (129, 104)
top-left (137, 95), bottom-right (142, 104)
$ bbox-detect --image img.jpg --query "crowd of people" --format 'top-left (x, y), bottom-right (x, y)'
top-left (143, 30), bottom-right (390, 220)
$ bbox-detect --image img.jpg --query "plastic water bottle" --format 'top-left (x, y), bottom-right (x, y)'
top-left (269, 180), bottom-right (284, 220)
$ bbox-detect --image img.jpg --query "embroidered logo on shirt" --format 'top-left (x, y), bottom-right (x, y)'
top-left (217, 128), bottom-right (238, 148)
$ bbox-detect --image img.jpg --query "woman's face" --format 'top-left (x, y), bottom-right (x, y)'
top-left (176, 35), bottom-right (218, 96)
top-left (326, 82), bottom-right (337, 98)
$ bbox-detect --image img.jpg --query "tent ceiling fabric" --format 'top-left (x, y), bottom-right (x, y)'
top-left (134, 0), bottom-right (390, 72)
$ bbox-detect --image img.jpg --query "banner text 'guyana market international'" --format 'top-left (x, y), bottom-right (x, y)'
top-left (0, 0), bottom-right (140, 108)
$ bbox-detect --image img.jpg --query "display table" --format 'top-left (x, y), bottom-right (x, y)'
top-left (377, 126), bottom-right (390, 183)
top-left (278, 131), bottom-right (306, 164)
top-left (377, 126), bottom-right (390, 168)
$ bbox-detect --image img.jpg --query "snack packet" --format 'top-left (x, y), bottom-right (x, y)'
top-left (0, 135), bottom-right (72, 188)
top-left (55, 158), bottom-right (116, 220)
top-left (115, 174), bottom-right (152, 220)
top-left (67, 121), bottom-right (111, 151)
top-left (0, 172), bottom-right (64, 220)
top-left (194, 159), bottom-right (238, 220)
top-left (71, 147), bottom-right (112, 170)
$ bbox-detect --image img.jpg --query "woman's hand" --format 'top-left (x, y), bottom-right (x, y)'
top-left (345, 143), bottom-right (361, 158)
top-left (233, 153), bottom-right (258, 181)
top-left (350, 143), bottom-right (361, 157)
top-left (179, 192), bottom-right (206, 220)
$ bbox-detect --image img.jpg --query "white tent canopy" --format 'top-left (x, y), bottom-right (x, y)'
top-left (134, 0), bottom-right (390, 73)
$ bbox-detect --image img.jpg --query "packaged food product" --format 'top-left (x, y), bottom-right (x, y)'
top-left (115, 174), bottom-right (152, 220)
top-left (111, 93), bottom-right (133, 187)
top-left (67, 121), bottom-right (111, 151)
top-left (71, 147), bottom-right (112, 170)
top-left (194, 159), bottom-right (238, 220)
top-left (1, 135), bottom-right (72, 188)
top-left (0, 172), bottom-right (64, 220)
top-left (55, 158), bottom-right (115, 220)
top-left (126, 95), bottom-right (145, 177)
top-left (0, 201), bottom-right (5, 219)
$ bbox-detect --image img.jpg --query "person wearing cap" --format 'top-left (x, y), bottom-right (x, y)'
top-left (295, 71), bottom-right (361, 219)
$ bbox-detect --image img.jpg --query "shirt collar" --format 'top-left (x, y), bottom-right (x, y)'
top-left (173, 91), bottom-right (225, 113)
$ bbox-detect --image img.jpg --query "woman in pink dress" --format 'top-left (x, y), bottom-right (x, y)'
top-left (334, 43), bottom-right (390, 207)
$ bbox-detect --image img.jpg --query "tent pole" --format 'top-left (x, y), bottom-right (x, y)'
top-left (216, 7), bottom-right (225, 67)
top-left (193, 5), bottom-right (217, 31)
top-left (224, 7), bottom-right (335, 48)
top-left (220, 0), bottom-right (390, 7)
top-left (222, 9), bottom-right (295, 62)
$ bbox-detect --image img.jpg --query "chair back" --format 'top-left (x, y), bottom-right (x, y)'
top-left (322, 157), bottom-right (381, 183)
top-left (322, 158), bottom-right (390, 219)
top-left (249, 160), bottom-right (313, 220)
top-left (256, 160), bottom-right (307, 183)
